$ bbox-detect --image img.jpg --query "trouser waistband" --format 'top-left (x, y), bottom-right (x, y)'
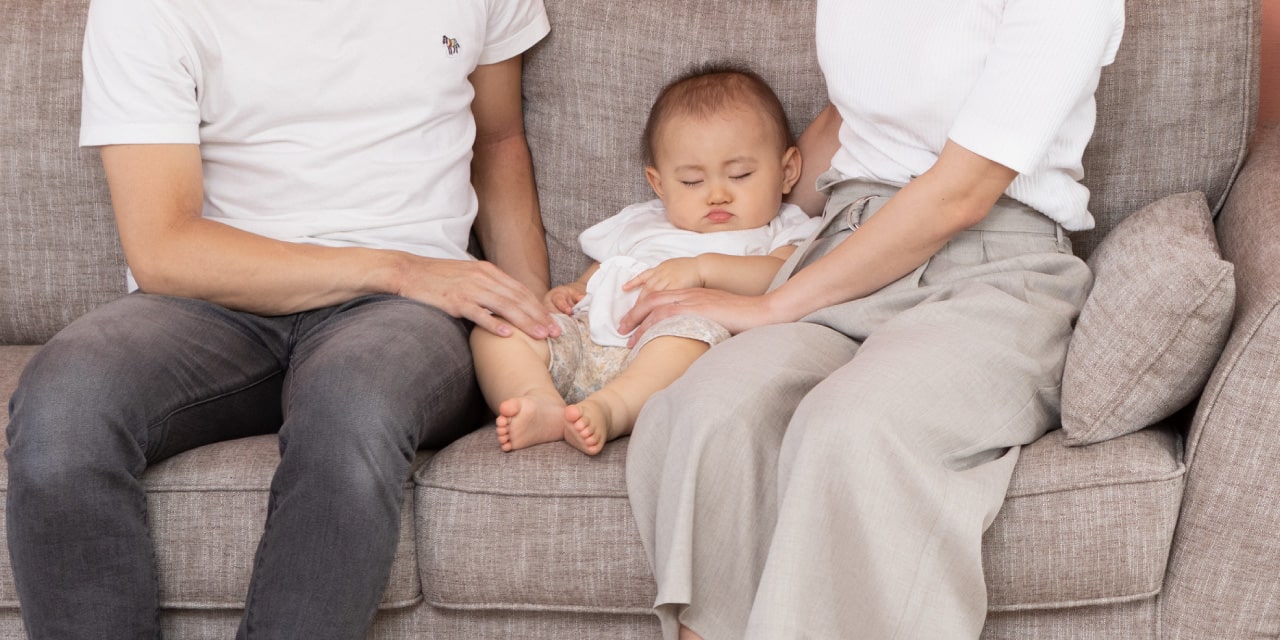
top-left (816, 172), bottom-right (1062, 240)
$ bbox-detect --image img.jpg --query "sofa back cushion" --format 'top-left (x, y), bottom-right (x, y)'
top-left (525, 0), bottom-right (1259, 286)
top-left (1074, 0), bottom-right (1259, 259)
top-left (523, 1), bottom-right (829, 288)
top-left (2, 0), bottom-right (122, 344)
top-left (0, 0), bottom-right (1259, 340)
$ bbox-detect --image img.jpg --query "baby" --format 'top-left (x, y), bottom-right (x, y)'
top-left (471, 65), bottom-right (820, 455)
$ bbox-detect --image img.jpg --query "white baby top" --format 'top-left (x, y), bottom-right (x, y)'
top-left (816, 0), bottom-right (1124, 231)
top-left (79, 0), bottom-right (550, 289)
top-left (574, 200), bottom-right (821, 347)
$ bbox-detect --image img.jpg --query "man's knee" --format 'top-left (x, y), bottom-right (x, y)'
top-left (9, 337), bottom-right (147, 467)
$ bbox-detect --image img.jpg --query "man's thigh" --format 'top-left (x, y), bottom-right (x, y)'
top-left (283, 295), bottom-right (482, 451)
top-left (9, 293), bottom-right (291, 466)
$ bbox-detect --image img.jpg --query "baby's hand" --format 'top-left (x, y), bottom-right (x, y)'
top-left (544, 282), bottom-right (586, 315)
top-left (623, 257), bottom-right (703, 296)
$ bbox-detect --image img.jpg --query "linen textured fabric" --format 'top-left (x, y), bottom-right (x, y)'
top-left (416, 431), bottom-right (656, 612)
top-left (521, 1), bottom-right (828, 289)
top-left (628, 178), bottom-right (1092, 639)
top-left (981, 427), bottom-right (1183, 609)
top-left (1, 0), bottom-right (122, 344)
top-left (1161, 123), bottom-right (1280, 637)
top-left (1061, 191), bottom-right (1235, 446)
top-left (1, 0), bottom-right (1272, 637)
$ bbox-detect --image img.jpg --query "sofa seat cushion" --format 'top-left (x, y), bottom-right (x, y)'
top-left (420, 421), bottom-right (1184, 616)
top-left (415, 430), bottom-right (655, 613)
top-left (984, 426), bottom-right (1184, 611)
top-left (0, 345), bottom-right (428, 611)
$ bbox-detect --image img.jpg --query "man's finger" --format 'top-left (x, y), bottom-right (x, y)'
top-left (468, 307), bottom-right (512, 337)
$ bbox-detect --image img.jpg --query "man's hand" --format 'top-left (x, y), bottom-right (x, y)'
top-left (396, 256), bottom-right (558, 339)
top-left (622, 257), bottom-right (704, 298)
top-left (544, 281), bottom-right (587, 315)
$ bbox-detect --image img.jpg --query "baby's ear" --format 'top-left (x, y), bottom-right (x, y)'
top-left (644, 166), bottom-right (666, 199)
top-left (781, 146), bottom-right (803, 195)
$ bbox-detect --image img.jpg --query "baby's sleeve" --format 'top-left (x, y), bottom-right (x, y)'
top-left (577, 202), bottom-right (650, 263)
top-left (768, 204), bottom-right (824, 253)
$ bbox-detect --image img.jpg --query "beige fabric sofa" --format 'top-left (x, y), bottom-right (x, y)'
top-left (2, 0), bottom-right (1276, 637)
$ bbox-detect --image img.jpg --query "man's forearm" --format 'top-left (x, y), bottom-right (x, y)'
top-left (126, 214), bottom-right (410, 315)
top-left (103, 144), bottom-right (409, 315)
top-left (471, 131), bottom-right (550, 296)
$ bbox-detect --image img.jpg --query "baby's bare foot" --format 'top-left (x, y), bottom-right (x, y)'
top-left (564, 400), bottom-right (616, 456)
top-left (496, 395), bottom-right (567, 452)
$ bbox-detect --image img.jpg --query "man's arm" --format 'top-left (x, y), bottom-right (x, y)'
top-left (102, 144), bottom-right (555, 338)
top-left (103, 143), bottom-right (407, 313)
top-left (469, 55), bottom-right (551, 298)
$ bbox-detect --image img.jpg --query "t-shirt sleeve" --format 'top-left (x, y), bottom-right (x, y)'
top-left (577, 207), bottom-right (633, 263)
top-left (79, 0), bottom-right (201, 147)
top-left (479, 0), bottom-right (550, 65)
top-left (947, 0), bottom-right (1124, 174)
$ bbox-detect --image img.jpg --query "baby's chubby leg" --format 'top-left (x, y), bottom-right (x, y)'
top-left (470, 327), bottom-right (566, 452)
top-left (566, 336), bottom-right (708, 455)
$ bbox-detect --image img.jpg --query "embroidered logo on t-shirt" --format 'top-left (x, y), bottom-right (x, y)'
top-left (442, 36), bottom-right (462, 56)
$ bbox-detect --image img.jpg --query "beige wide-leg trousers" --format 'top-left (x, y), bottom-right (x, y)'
top-left (626, 176), bottom-right (1092, 640)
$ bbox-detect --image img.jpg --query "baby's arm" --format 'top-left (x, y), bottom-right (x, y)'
top-left (690, 245), bottom-right (797, 295)
top-left (624, 246), bottom-right (797, 297)
top-left (544, 262), bottom-right (600, 314)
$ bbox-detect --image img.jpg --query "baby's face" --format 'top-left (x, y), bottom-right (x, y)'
top-left (645, 107), bottom-right (800, 233)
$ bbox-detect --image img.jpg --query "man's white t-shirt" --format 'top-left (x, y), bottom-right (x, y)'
top-left (574, 200), bottom-right (821, 347)
top-left (816, 0), bottom-right (1124, 231)
top-left (80, 0), bottom-right (550, 282)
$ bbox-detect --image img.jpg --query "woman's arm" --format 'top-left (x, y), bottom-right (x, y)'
top-left (766, 139), bottom-right (1016, 316)
top-left (623, 245), bottom-right (795, 299)
top-left (619, 139), bottom-right (1016, 341)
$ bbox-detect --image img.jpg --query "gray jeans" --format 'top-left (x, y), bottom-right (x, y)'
top-left (6, 293), bottom-right (482, 639)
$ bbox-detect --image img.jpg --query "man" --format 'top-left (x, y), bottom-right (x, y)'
top-left (6, 0), bottom-right (556, 637)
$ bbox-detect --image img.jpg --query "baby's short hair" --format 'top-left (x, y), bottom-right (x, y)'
top-left (642, 63), bottom-right (794, 166)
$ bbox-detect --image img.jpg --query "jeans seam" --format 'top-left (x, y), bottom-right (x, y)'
top-left (241, 487), bottom-right (279, 639)
top-left (142, 371), bottom-right (283, 459)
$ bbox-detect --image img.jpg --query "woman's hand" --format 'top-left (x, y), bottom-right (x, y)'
top-left (544, 282), bottom-right (587, 315)
top-left (619, 287), bottom-right (785, 347)
top-left (622, 257), bottom-right (703, 297)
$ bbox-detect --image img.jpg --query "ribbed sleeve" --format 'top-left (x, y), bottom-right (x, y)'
top-left (817, 0), bottom-right (1124, 230)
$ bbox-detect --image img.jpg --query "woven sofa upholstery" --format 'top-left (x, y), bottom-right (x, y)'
top-left (1, 0), bottom-right (1275, 639)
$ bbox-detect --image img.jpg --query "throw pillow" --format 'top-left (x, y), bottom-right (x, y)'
top-left (1061, 191), bottom-right (1235, 446)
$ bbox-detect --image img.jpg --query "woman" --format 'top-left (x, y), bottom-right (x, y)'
top-left (620, 1), bottom-right (1125, 638)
